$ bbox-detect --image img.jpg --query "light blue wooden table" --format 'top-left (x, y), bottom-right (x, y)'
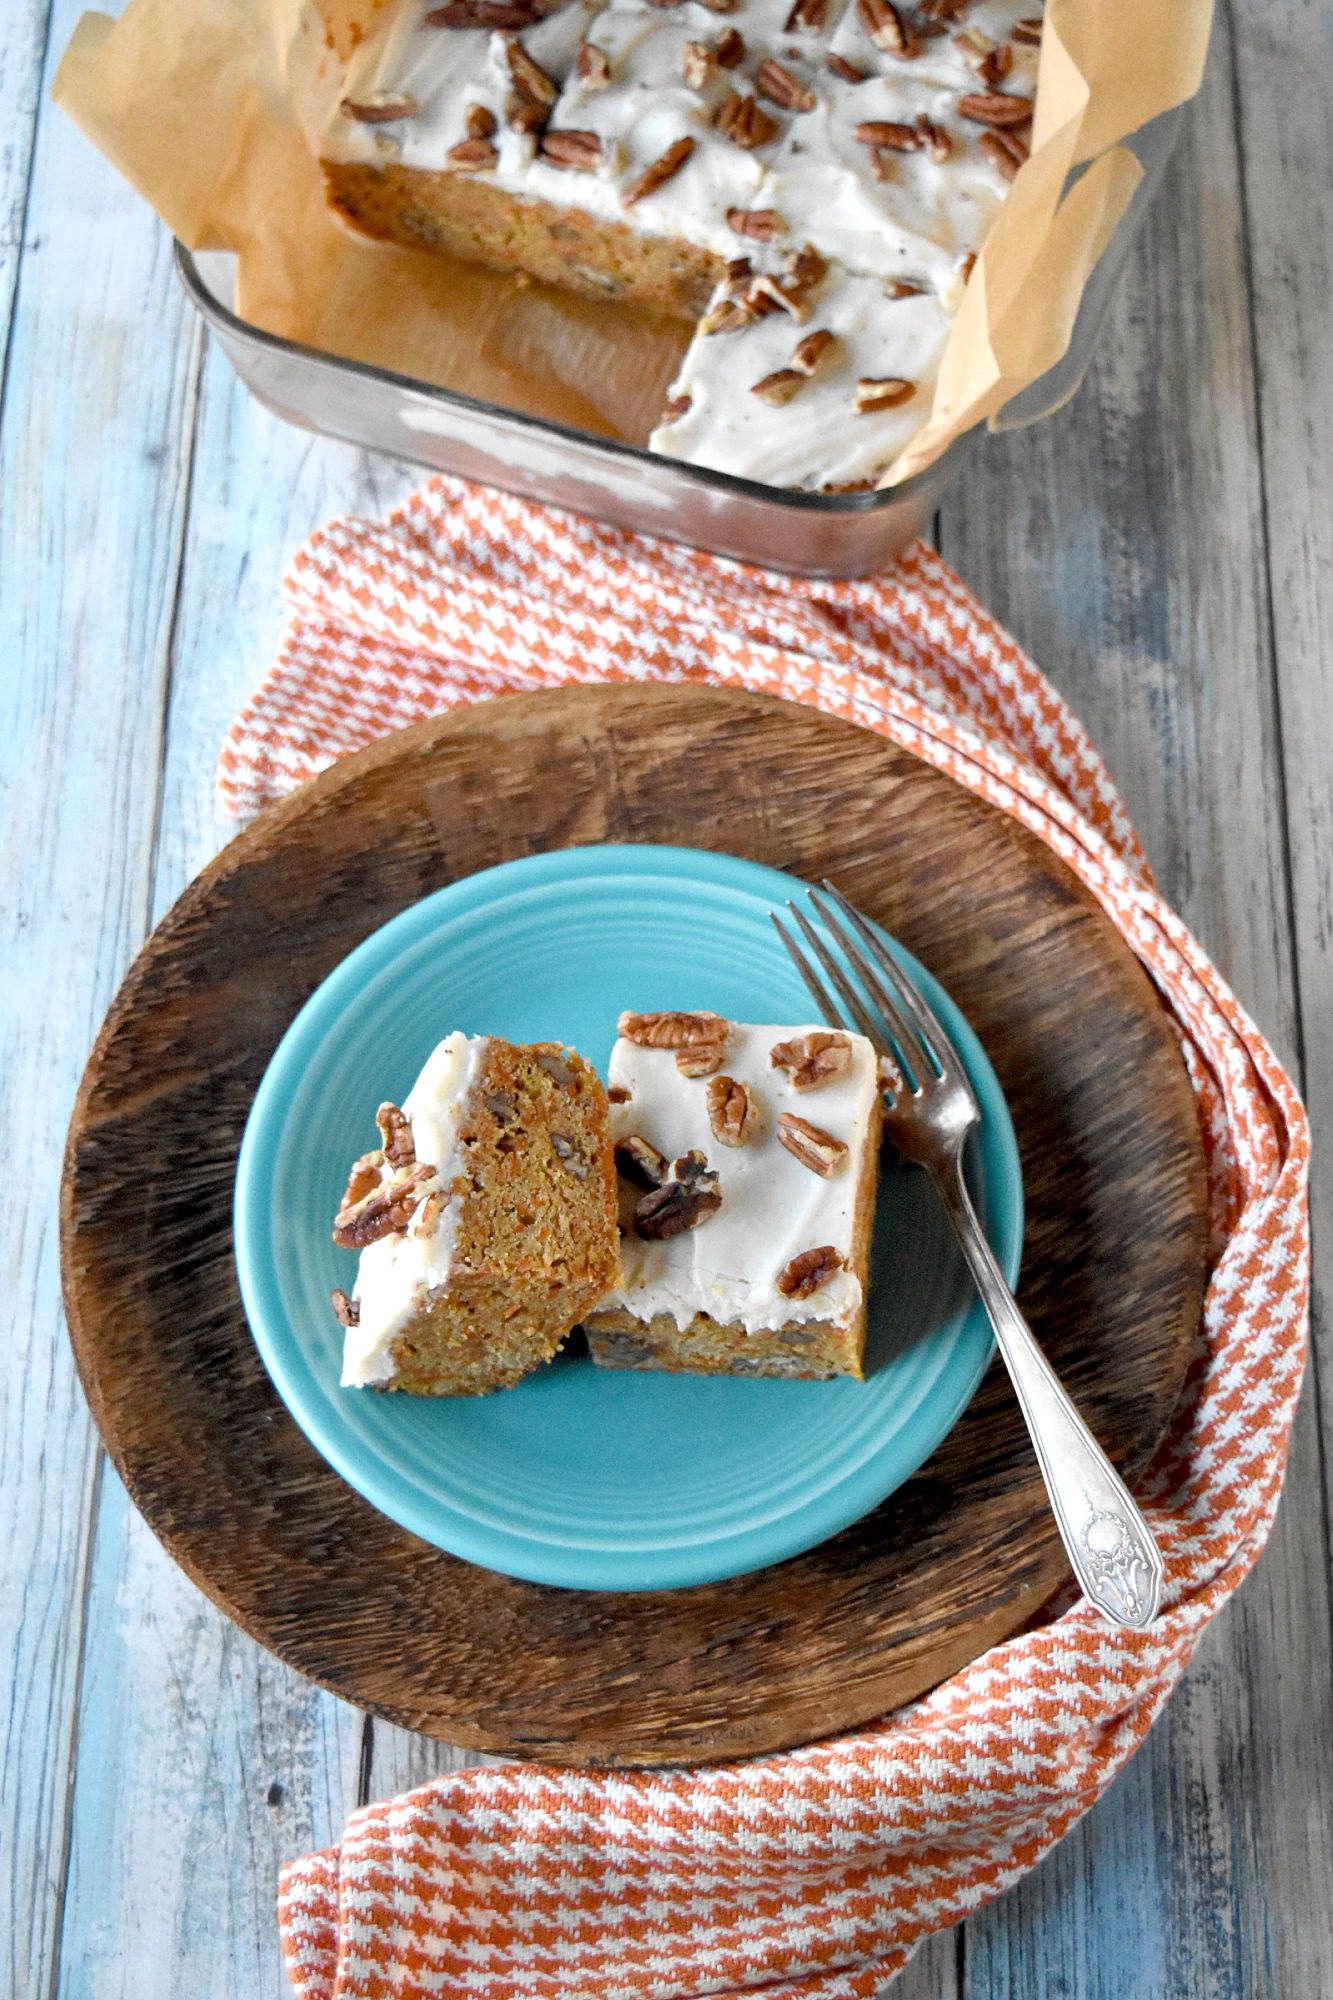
top-left (4, 1), bottom-right (1331, 1994)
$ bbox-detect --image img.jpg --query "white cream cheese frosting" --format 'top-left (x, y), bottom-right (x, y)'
top-left (599, 1021), bottom-right (881, 1333)
top-left (340, 1030), bottom-right (485, 1386)
top-left (321, 0), bottom-right (1043, 489)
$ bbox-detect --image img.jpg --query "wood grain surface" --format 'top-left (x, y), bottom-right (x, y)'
top-left (61, 685), bottom-right (1207, 1767)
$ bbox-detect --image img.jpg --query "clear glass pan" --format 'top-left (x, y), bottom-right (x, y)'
top-left (177, 106), bottom-right (1182, 580)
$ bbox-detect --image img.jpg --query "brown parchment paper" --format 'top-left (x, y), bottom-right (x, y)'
top-left (53, 0), bottom-right (1213, 481)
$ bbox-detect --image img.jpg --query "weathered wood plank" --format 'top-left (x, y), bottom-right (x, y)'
top-left (0, 0), bottom-right (208, 1984)
top-left (939, 5), bottom-right (1332, 1994)
top-left (0, 0), bottom-right (48, 358)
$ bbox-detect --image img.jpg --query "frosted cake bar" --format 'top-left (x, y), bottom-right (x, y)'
top-left (320, 0), bottom-right (1042, 489)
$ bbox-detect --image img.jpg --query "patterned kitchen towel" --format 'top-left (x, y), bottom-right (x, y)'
top-left (225, 476), bottom-right (1308, 2000)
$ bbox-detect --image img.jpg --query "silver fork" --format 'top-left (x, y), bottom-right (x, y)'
top-left (773, 882), bottom-right (1164, 1631)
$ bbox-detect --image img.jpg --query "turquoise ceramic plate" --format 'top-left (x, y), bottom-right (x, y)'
top-left (234, 845), bottom-right (1021, 1589)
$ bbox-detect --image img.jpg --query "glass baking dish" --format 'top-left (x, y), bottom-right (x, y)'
top-left (177, 105), bottom-right (1182, 580)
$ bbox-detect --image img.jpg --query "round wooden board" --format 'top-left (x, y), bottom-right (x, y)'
top-left (61, 686), bottom-right (1208, 1768)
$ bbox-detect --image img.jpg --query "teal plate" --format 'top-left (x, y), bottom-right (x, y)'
top-left (234, 844), bottom-right (1021, 1590)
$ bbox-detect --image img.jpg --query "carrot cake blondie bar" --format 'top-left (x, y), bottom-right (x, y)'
top-left (331, 1031), bottom-right (619, 1393)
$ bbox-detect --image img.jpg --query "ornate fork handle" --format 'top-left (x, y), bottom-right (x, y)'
top-left (931, 1154), bottom-right (1164, 1630)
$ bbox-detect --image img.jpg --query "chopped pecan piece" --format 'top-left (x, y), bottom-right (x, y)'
top-left (608, 1084), bottom-right (632, 1103)
top-left (954, 26), bottom-right (996, 71)
top-left (507, 100), bottom-right (547, 135)
top-left (777, 1245), bottom-right (844, 1298)
top-left (919, 0), bottom-right (969, 17)
top-left (634, 1152), bottom-right (722, 1238)
top-left (615, 1134), bottom-right (670, 1188)
top-left (676, 1041), bottom-right (730, 1077)
top-left (982, 43), bottom-right (1013, 85)
top-left (550, 1132), bottom-right (588, 1179)
top-left (855, 118), bottom-right (920, 149)
top-left (658, 394), bottom-right (692, 424)
top-left (957, 249), bottom-right (978, 282)
top-left (978, 129), bottom-right (1027, 177)
top-left (622, 135), bottom-right (696, 206)
top-left (466, 103), bottom-right (497, 139)
top-left (426, 0), bottom-right (541, 22)
top-left (751, 367), bottom-right (805, 406)
top-left (413, 1189), bottom-right (446, 1237)
top-left (727, 206), bottom-right (786, 240)
top-left (697, 0), bottom-right (742, 13)
top-left (715, 91), bottom-right (782, 149)
top-left (792, 328), bottom-right (837, 375)
top-left (771, 1029), bottom-right (854, 1089)
top-left (340, 1147), bottom-right (385, 1211)
top-left (619, 1009), bottom-right (733, 1052)
top-left (856, 375), bottom-right (915, 413)
top-left (784, 242), bottom-right (828, 291)
top-left (915, 113), bottom-right (952, 161)
top-left (506, 35), bottom-right (558, 105)
top-left (784, 0), bottom-right (832, 25)
top-left (756, 58), bottom-right (815, 112)
top-left (777, 1113), bottom-right (848, 1176)
top-left (483, 1089), bottom-right (516, 1123)
top-left (706, 1075), bottom-right (760, 1146)
top-left (958, 91), bottom-right (1033, 128)
top-left (577, 41), bottom-right (612, 89)
top-left (886, 278), bottom-right (925, 298)
top-left (748, 272), bottom-right (813, 322)
top-left (535, 1050), bottom-right (575, 1088)
top-left (682, 40), bottom-right (715, 88)
top-left (856, 0), bottom-right (916, 59)
top-left (376, 1102), bottom-right (416, 1169)
top-left (827, 52), bottom-right (866, 82)
top-left (330, 1288), bottom-right (359, 1327)
top-left (1012, 16), bottom-right (1043, 43)
top-left (714, 26), bottom-right (746, 64)
top-left (449, 135), bottom-right (498, 168)
top-left (341, 91), bottom-right (418, 123)
top-left (540, 128), bottom-right (604, 168)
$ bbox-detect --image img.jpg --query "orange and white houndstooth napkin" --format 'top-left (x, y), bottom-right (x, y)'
top-left (222, 476), bottom-right (1309, 2000)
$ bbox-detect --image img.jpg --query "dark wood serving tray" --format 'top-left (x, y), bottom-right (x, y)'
top-left (60, 686), bottom-right (1208, 1768)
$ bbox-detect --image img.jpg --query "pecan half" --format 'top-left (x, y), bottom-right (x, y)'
top-left (727, 206), bottom-right (786, 240)
top-left (615, 1134), bottom-right (670, 1188)
top-left (706, 1075), bottom-right (760, 1146)
top-left (619, 1009), bottom-right (733, 1052)
top-left (634, 1153), bottom-right (722, 1238)
top-left (330, 1288), bottom-right (359, 1326)
top-left (539, 128), bottom-right (604, 168)
top-left (827, 52), bottom-right (866, 82)
top-left (341, 91), bottom-right (418, 123)
top-left (958, 91), bottom-right (1033, 128)
top-left (425, 0), bottom-right (540, 24)
top-left (856, 375), bottom-right (915, 413)
top-left (777, 1113), bottom-right (848, 1176)
top-left (856, 0), bottom-right (916, 59)
top-left (751, 367), bottom-right (805, 406)
top-left (1012, 16), bottom-right (1043, 44)
top-left (333, 1164), bottom-right (441, 1247)
top-left (785, 0), bottom-right (832, 26)
top-left (622, 135), bottom-right (695, 206)
top-left (855, 118), bottom-right (919, 150)
top-left (577, 41), bottom-right (612, 89)
top-left (791, 327), bottom-right (836, 375)
top-left (714, 91), bottom-right (781, 149)
top-left (506, 35), bottom-right (558, 105)
top-left (777, 1245), bottom-right (845, 1298)
top-left (978, 128), bottom-right (1027, 177)
top-left (676, 1041), bottom-right (731, 1077)
top-left (756, 58), bottom-right (815, 112)
top-left (376, 1102), bottom-right (416, 1169)
top-left (771, 1029), bottom-right (853, 1089)
top-left (340, 1148), bottom-right (385, 1212)
top-left (714, 26), bottom-right (746, 64)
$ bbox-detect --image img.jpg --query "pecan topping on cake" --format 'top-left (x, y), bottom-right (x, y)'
top-left (682, 41), bottom-right (716, 88)
top-left (539, 128), bottom-right (604, 169)
top-left (714, 26), bottom-right (746, 65)
top-left (749, 272), bottom-right (814, 322)
top-left (576, 41), bottom-right (612, 90)
top-left (341, 1148), bottom-right (385, 1211)
top-left (856, 0), bottom-right (916, 60)
top-left (856, 376), bottom-right (915, 412)
top-left (659, 394), bottom-right (692, 424)
top-left (770, 1029), bottom-right (853, 1089)
top-left (855, 119), bottom-right (921, 151)
top-left (886, 279), bottom-right (925, 298)
top-left (727, 206), bottom-right (786, 240)
top-left (466, 103), bottom-right (497, 139)
top-left (756, 59), bottom-right (815, 113)
top-left (341, 92), bottom-right (418, 123)
top-left (751, 367), bottom-right (805, 406)
top-left (919, 0), bottom-right (969, 17)
top-left (785, 0), bottom-right (833, 28)
top-left (706, 1075), bottom-right (761, 1146)
top-left (697, 0), bottom-right (742, 14)
top-left (376, 1102), bottom-right (416, 1169)
top-left (777, 1113), bottom-right (848, 1176)
top-left (916, 114), bottom-right (952, 162)
top-left (506, 35), bottom-right (558, 107)
top-left (607, 1084), bottom-right (632, 1104)
top-left (958, 91), bottom-right (1033, 128)
top-left (777, 1245), bottom-right (845, 1298)
top-left (978, 129), bottom-right (1028, 178)
top-left (425, 0), bottom-right (541, 23)
top-left (330, 1288), bottom-right (360, 1327)
top-left (634, 1151), bottom-right (722, 1238)
top-left (622, 136), bottom-right (695, 207)
top-left (1012, 16), bottom-right (1043, 43)
top-left (615, 1134), bottom-right (670, 1188)
top-left (333, 1163), bottom-right (442, 1247)
top-left (791, 328), bottom-right (837, 376)
top-left (826, 52), bottom-right (866, 82)
top-left (714, 92), bottom-right (781, 150)
top-left (619, 1010), bottom-right (733, 1054)
top-left (785, 243), bottom-right (829, 291)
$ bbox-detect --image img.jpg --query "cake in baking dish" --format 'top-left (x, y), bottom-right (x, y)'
top-left (331, 1032), bottom-right (619, 1393)
top-left (320, 0), bottom-right (1043, 489)
top-left (582, 1011), bottom-right (884, 1378)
